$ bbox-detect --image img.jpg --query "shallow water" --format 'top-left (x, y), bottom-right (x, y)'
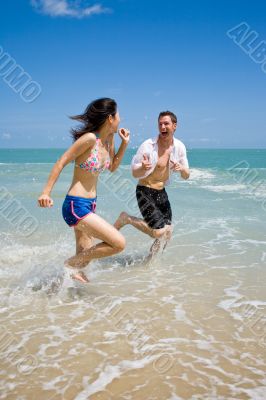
top-left (0, 150), bottom-right (265, 399)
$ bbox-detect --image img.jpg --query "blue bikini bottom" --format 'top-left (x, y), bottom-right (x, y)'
top-left (62, 194), bottom-right (97, 227)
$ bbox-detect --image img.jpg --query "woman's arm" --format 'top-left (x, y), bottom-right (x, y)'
top-left (38, 133), bottom-right (96, 207)
top-left (109, 128), bottom-right (130, 173)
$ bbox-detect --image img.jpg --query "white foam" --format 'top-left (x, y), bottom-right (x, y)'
top-left (189, 168), bottom-right (216, 180)
top-left (169, 394), bottom-right (184, 400)
top-left (202, 184), bottom-right (246, 193)
top-left (218, 284), bottom-right (242, 311)
top-left (243, 387), bottom-right (266, 400)
top-left (261, 252), bottom-right (266, 262)
top-left (251, 186), bottom-right (266, 198)
top-left (0, 162), bottom-right (55, 165)
top-left (75, 356), bottom-right (157, 399)
top-left (174, 305), bottom-right (187, 321)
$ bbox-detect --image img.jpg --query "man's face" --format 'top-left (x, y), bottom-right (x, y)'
top-left (158, 116), bottom-right (177, 141)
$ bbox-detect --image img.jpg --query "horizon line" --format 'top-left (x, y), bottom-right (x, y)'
top-left (1, 147), bottom-right (266, 151)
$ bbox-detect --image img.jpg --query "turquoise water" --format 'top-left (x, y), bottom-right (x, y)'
top-left (1, 148), bottom-right (266, 168)
top-left (0, 148), bottom-right (266, 399)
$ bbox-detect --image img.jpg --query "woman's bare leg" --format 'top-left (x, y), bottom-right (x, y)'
top-left (69, 229), bottom-right (94, 283)
top-left (75, 229), bottom-right (94, 254)
top-left (65, 213), bottom-right (126, 272)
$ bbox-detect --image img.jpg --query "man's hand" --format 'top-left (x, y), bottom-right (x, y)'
top-left (170, 161), bottom-right (190, 179)
top-left (142, 154), bottom-right (153, 170)
top-left (170, 161), bottom-right (183, 172)
top-left (118, 128), bottom-right (130, 144)
top-left (38, 194), bottom-right (54, 208)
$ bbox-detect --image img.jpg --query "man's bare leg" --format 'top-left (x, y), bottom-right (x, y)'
top-left (145, 238), bottom-right (162, 264)
top-left (114, 212), bottom-right (166, 239)
top-left (162, 224), bottom-right (173, 252)
top-left (146, 225), bottom-right (173, 263)
top-left (115, 211), bottom-right (170, 265)
top-left (114, 212), bottom-right (130, 230)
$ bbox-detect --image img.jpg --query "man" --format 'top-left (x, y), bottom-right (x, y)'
top-left (114, 111), bottom-right (190, 256)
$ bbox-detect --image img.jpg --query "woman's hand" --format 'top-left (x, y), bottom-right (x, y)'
top-left (38, 193), bottom-right (54, 208)
top-left (118, 128), bottom-right (130, 144)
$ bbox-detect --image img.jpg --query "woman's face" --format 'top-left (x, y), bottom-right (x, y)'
top-left (111, 111), bottom-right (120, 133)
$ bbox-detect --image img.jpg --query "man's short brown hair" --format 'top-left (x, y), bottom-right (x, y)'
top-left (158, 111), bottom-right (177, 124)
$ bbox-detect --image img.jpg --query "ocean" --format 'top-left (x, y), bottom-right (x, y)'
top-left (0, 148), bottom-right (265, 399)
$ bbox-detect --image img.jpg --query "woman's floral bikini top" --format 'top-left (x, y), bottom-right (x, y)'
top-left (79, 134), bottom-right (110, 173)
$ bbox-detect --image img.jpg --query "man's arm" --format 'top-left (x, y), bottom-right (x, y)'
top-left (170, 162), bottom-right (190, 179)
top-left (180, 167), bottom-right (190, 180)
top-left (131, 140), bottom-right (153, 178)
top-left (179, 143), bottom-right (190, 180)
top-left (132, 154), bottom-right (152, 178)
top-left (170, 142), bottom-right (190, 180)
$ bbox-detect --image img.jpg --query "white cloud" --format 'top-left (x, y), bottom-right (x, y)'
top-left (31, 0), bottom-right (111, 18)
top-left (1, 133), bottom-right (11, 140)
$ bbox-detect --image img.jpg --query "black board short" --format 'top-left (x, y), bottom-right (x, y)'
top-left (136, 185), bottom-right (172, 229)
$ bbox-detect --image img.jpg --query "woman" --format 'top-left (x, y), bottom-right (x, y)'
top-left (38, 98), bottom-right (130, 283)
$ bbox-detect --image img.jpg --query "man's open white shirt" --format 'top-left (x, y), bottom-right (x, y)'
top-left (131, 136), bottom-right (189, 185)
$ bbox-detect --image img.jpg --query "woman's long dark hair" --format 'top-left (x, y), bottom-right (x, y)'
top-left (70, 98), bottom-right (117, 141)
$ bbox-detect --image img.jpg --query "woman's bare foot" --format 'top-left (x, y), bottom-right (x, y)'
top-left (114, 212), bottom-right (129, 230)
top-left (64, 263), bottom-right (90, 284)
top-left (65, 252), bottom-right (90, 269)
top-left (71, 271), bottom-right (90, 284)
top-left (64, 255), bottom-right (90, 283)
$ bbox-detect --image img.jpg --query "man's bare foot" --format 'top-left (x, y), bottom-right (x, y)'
top-left (162, 240), bottom-right (169, 252)
top-left (144, 253), bottom-right (153, 266)
top-left (114, 212), bottom-right (129, 230)
top-left (71, 271), bottom-right (90, 284)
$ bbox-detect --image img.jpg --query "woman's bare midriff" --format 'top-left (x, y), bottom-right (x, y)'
top-left (67, 164), bottom-right (99, 198)
top-left (67, 144), bottom-right (110, 198)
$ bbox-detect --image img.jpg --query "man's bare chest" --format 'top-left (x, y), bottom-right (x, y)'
top-left (155, 150), bottom-right (170, 170)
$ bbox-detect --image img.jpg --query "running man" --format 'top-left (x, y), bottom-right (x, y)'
top-left (114, 111), bottom-right (190, 257)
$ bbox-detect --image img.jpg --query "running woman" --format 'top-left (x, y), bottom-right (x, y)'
top-left (38, 98), bottom-right (130, 283)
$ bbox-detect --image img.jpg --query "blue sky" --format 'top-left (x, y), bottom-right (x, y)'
top-left (0, 0), bottom-right (266, 148)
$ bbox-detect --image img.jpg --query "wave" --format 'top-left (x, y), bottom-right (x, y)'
top-left (202, 184), bottom-right (246, 193)
top-left (189, 168), bottom-right (216, 180)
top-left (201, 183), bottom-right (266, 198)
top-left (0, 162), bottom-right (56, 165)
